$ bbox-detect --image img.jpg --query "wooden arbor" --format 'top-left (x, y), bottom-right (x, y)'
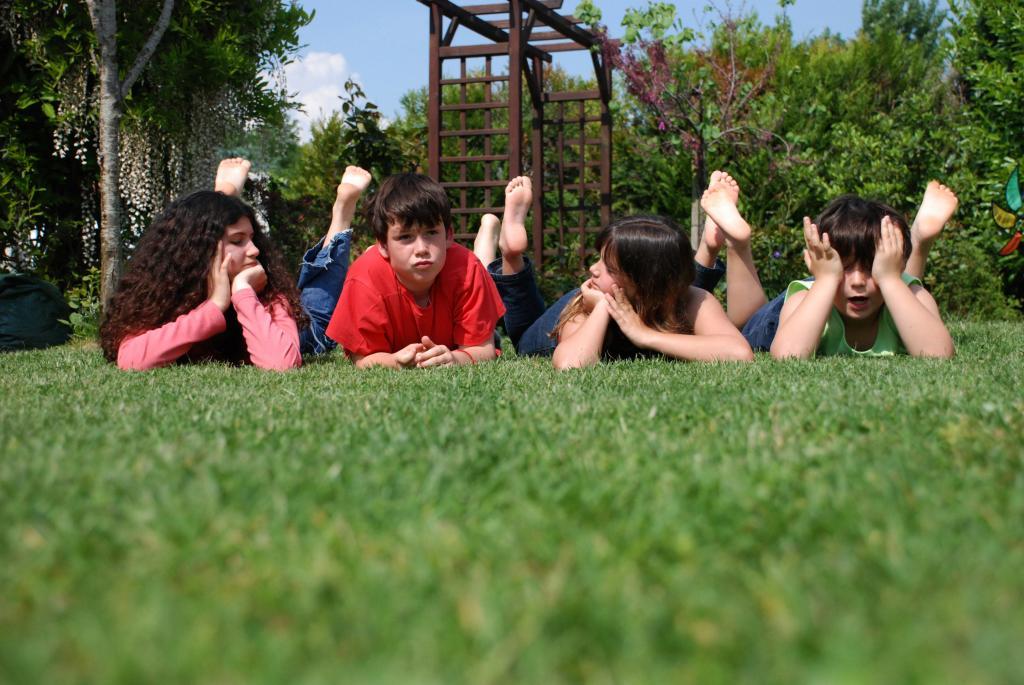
top-left (417, 0), bottom-right (612, 268)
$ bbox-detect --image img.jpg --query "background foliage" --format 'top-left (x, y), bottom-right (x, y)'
top-left (0, 0), bottom-right (310, 289)
top-left (1, 0), bottom-right (1022, 320)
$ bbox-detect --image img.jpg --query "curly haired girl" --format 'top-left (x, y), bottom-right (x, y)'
top-left (100, 159), bottom-right (369, 370)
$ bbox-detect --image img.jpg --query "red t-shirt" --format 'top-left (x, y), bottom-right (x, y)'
top-left (326, 243), bottom-right (505, 358)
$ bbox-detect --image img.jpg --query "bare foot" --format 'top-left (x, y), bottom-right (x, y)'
top-left (700, 171), bottom-right (749, 244)
top-left (331, 164), bottom-right (372, 224)
top-left (500, 176), bottom-right (532, 274)
top-left (912, 181), bottom-right (958, 245)
top-left (473, 213), bottom-right (500, 266)
top-left (326, 166), bottom-right (372, 243)
top-left (214, 158), bottom-right (251, 197)
top-left (709, 169), bottom-right (739, 205)
top-left (906, 180), bottom-right (957, 279)
top-left (336, 166), bottom-right (372, 209)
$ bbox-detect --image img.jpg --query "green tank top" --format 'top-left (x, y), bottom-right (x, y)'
top-left (783, 273), bottom-right (922, 357)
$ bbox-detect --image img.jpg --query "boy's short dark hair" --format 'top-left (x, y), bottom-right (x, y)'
top-left (367, 173), bottom-right (452, 243)
top-left (816, 195), bottom-right (912, 270)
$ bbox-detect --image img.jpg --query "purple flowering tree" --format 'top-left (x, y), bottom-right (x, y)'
top-left (583, 1), bottom-right (788, 244)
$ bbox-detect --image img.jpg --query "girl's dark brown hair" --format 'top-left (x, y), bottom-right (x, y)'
top-left (100, 190), bottom-right (307, 362)
top-left (553, 215), bottom-right (696, 340)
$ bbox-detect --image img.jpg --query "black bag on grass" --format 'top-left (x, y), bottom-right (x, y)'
top-left (0, 273), bottom-right (72, 351)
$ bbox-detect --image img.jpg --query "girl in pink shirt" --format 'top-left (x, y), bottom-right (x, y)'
top-left (100, 189), bottom-right (306, 371)
top-left (100, 158), bottom-right (371, 371)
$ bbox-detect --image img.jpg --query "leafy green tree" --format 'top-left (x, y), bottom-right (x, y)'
top-left (85, 0), bottom-right (176, 305)
top-left (1, 0), bottom-right (311, 299)
top-left (586, 0), bottom-right (1018, 315)
top-left (946, 0), bottom-right (1024, 306)
top-left (220, 118), bottom-right (302, 182)
top-left (862, 0), bottom-right (948, 57)
top-left (288, 79), bottom-right (411, 203)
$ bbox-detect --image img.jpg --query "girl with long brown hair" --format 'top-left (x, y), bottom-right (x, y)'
top-left (474, 177), bottom-right (753, 369)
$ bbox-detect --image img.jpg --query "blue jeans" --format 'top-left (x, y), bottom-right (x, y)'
top-left (741, 291), bottom-right (787, 351)
top-left (488, 257), bottom-right (728, 357)
top-left (297, 230), bottom-right (351, 356)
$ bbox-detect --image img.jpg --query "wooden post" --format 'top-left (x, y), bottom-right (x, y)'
top-left (530, 55), bottom-right (544, 267)
top-left (428, 6), bottom-right (442, 181)
top-left (508, 0), bottom-right (523, 179)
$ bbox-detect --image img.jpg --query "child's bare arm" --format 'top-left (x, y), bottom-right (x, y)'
top-left (873, 217), bottom-right (954, 358)
top-left (352, 342), bottom-right (424, 369)
top-left (414, 336), bottom-right (497, 367)
top-left (877, 283), bottom-right (954, 357)
top-left (771, 288), bottom-right (833, 359)
top-left (452, 341), bottom-right (497, 365)
top-left (552, 303), bottom-right (611, 370)
top-left (606, 285), bottom-right (753, 362)
top-left (771, 218), bottom-right (843, 359)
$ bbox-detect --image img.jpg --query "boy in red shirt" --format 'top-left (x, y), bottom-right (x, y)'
top-left (326, 173), bottom-right (505, 368)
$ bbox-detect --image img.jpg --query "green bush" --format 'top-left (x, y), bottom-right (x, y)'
top-left (60, 266), bottom-right (102, 341)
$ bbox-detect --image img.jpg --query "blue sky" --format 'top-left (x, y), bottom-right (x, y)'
top-left (284, 1), bottom-right (865, 139)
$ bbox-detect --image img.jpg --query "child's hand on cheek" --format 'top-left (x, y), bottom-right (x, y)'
top-left (233, 263), bottom-right (267, 294)
top-left (207, 243), bottom-right (232, 311)
top-left (872, 216), bottom-right (905, 284)
top-left (802, 217), bottom-right (842, 283)
top-left (580, 278), bottom-right (604, 313)
top-left (605, 285), bottom-right (652, 348)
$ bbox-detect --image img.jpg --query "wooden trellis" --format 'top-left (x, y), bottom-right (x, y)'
top-left (416, 0), bottom-right (612, 268)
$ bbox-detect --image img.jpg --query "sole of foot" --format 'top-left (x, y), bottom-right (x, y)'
top-left (337, 166), bottom-right (372, 206)
top-left (215, 158), bottom-right (252, 196)
top-left (913, 180), bottom-right (958, 244)
top-left (700, 172), bottom-right (749, 244)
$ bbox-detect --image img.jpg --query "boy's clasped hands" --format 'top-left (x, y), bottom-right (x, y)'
top-left (392, 336), bottom-right (470, 369)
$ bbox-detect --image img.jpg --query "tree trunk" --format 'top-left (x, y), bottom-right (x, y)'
top-left (690, 140), bottom-right (708, 250)
top-left (86, 0), bottom-right (175, 307)
top-left (97, 65), bottom-right (124, 308)
top-left (88, 0), bottom-right (123, 307)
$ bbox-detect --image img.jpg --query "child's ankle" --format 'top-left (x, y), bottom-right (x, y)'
top-left (695, 242), bottom-right (719, 268)
top-left (215, 181), bottom-right (243, 197)
top-left (501, 253), bottom-right (525, 275)
top-left (724, 233), bottom-right (751, 252)
top-left (336, 184), bottom-right (361, 208)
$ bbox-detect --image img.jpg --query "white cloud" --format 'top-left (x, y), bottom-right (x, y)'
top-left (283, 51), bottom-right (360, 142)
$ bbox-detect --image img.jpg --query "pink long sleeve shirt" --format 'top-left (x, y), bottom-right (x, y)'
top-left (117, 288), bottom-right (301, 371)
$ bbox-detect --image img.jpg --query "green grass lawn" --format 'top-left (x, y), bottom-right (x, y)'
top-left (2, 321), bottom-right (1023, 684)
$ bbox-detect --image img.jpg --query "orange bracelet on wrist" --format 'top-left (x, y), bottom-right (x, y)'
top-left (452, 348), bottom-right (476, 365)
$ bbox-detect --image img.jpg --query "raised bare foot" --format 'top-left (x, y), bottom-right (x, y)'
top-left (214, 157), bottom-right (251, 197)
top-left (700, 171), bottom-right (749, 244)
top-left (500, 176), bottom-right (531, 257)
top-left (473, 213), bottom-right (500, 265)
top-left (336, 166), bottom-right (372, 206)
top-left (700, 171), bottom-right (731, 254)
top-left (709, 169), bottom-right (739, 205)
top-left (912, 180), bottom-right (958, 245)
top-left (324, 166), bottom-right (372, 244)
